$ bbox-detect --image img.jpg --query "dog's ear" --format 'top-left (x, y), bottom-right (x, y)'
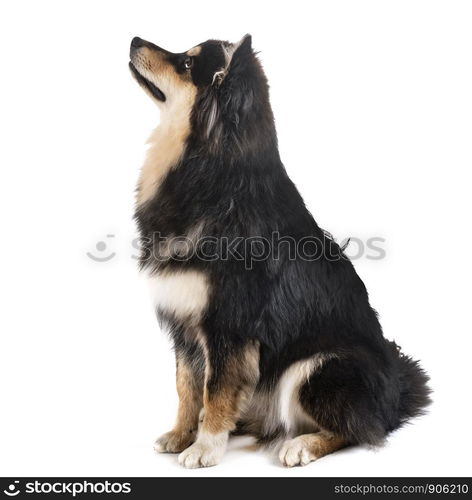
top-left (221, 34), bottom-right (256, 115)
top-left (233, 34), bottom-right (252, 58)
top-left (198, 35), bottom-right (256, 142)
top-left (226, 34), bottom-right (253, 75)
top-left (212, 35), bottom-right (253, 87)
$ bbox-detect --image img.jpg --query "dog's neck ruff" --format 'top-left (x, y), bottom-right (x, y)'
top-left (136, 93), bottom-right (196, 207)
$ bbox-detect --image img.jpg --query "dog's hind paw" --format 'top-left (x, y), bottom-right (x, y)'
top-left (278, 436), bottom-right (319, 467)
top-left (154, 430), bottom-right (194, 454)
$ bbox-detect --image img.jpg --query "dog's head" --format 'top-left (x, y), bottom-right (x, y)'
top-left (129, 35), bottom-right (252, 105)
top-left (129, 35), bottom-right (273, 147)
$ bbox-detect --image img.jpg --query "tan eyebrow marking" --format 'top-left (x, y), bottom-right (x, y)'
top-left (187, 46), bottom-right (202, 56)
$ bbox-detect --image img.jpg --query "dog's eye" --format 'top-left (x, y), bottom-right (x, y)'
top-left (184, 57), bottom-right (193, 70)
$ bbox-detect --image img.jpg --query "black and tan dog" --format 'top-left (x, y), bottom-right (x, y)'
top-left (129, 35), bottom-right (431, 468)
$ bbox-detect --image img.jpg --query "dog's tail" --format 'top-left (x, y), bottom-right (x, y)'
top-left (391, 342), bottom-right (432, 426)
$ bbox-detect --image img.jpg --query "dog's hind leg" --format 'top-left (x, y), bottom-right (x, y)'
top-left (154, 343), bottom-right (205, 453)
top-left (277, 354), bottom-right (391, 466)
top-left (178, 340), bottom-right (260, 468)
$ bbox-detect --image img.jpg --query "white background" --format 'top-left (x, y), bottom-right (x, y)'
top-left (0, 0), bottom-right (471, 477)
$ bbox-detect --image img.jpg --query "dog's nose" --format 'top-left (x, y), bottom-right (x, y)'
top-left (131, 37), bottom-right (144, 49)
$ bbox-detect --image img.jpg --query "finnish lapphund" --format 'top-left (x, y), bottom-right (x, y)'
top-left (129, 34), bottom-right (431, 468)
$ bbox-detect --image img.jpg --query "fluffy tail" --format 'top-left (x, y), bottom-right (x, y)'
top-left (393, 344), bottom-right (432, 426)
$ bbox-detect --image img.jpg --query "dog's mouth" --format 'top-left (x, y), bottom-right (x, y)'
top-left (129, 62), bottom-right (166, 102)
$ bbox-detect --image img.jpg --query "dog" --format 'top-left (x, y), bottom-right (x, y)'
top-left (129, 34), bottom-right (431, 469)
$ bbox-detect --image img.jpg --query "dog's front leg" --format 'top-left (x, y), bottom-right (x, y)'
top-left (154, 347), bottom-right (204, 453)
top-left (178, 340), bottom-right (260, 468)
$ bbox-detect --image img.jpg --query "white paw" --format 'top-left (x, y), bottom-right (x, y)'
top-left (154, 430), bottom-right (194, 453)
top-left (279, 436), bottom-right (319, 467)
top-left (177, 431), bottom-right (227, 469)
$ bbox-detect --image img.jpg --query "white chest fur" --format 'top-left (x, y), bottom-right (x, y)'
top-left (147, 270), bottom-right (210, 321)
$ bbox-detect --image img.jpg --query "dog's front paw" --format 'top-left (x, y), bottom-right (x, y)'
top-left (177, 431), bottom-right (227, 468)
top-left (154, 430), bottom-right (195, 453)
top-left (177, 442), bottom-right (223, 468)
